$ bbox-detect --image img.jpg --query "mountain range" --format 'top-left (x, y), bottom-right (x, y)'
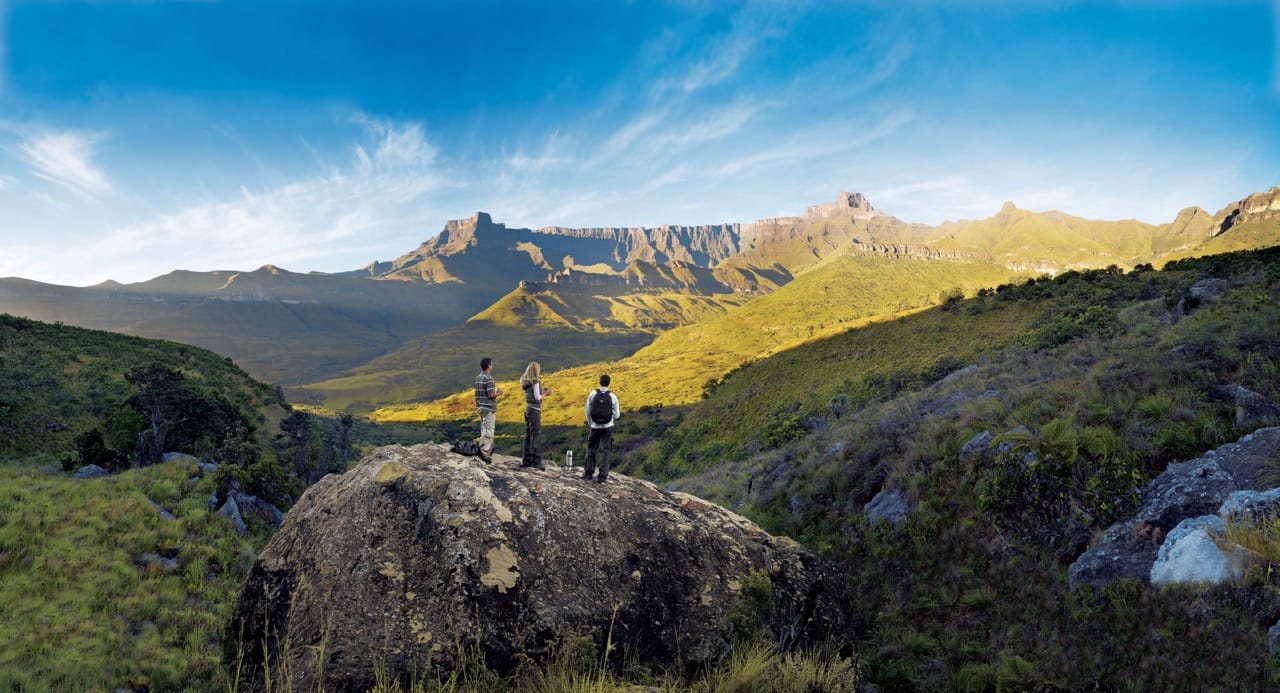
top-left (1, 186), bottom-right (1277, 412)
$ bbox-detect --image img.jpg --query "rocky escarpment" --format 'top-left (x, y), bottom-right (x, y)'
top-left (1215, 185), bottom-right (1280, 235)
top-left (386, 211), bottom-right (744, 282)
top-left (804, 191), bottom-right (881, 221)
top-left (228, 444), bottom-right (849, 690)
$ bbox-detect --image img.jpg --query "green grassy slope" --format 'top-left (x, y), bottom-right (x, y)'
top-left (0, 316), bottom-right (423, 690)
top-left (373, 252), bottom-right (1026, 427)
top-left (1159, 218), bottom-right (1280, 265)
top-left (301, 281), bottom-right (748, 411)
top-left (0, 313), bottom-right (286, 467)
top-left (926, 206), bottom-right (1175, 268)
top-left (0, 319), bottom-right (281, 689)
top-left (0, 460), bottom-right (259, 691)
top-left (661, 247), bottom-right (1280, 689)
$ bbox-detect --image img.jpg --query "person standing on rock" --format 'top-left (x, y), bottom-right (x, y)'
top-left (474, 357), bottom-right (501, 463)
top-left (519, 361), bottom-right (551, 469)
top-left (582, 374), bottom-right (620, 483)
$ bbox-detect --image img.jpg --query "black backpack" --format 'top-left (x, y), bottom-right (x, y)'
top-left (588, 389), bottom-right (613, 425)
top-left (450, 439), bottom-right (480, 456)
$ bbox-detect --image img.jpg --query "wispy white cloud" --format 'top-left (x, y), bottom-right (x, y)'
top-left (600, 112), bottom-right (666, 161)
top-left (655, 3), bottom-right (790, 98)
top-left (17, 130), bottom-right (113, 199)
top-left (673, 29), bottom-right (756, 94)
top-left (714, 108), bottom-right (914, 176)
top-left (869, 176), bottom-right (971, 201)
top-left (504, 131), bottom-right (574, 173)
top-left (867, 40), bottom-right (913, 87)
top-left (351, 116), bottom-right (437, 176)
top-left (637, 164), bottom-right (692, 195)
top-left (652, 100), bottom-right (763, 149)
top-left (82, 117), bottom-right (447, 282)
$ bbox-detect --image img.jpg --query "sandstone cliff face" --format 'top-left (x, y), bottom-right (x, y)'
top-left (1214, 186), bottom-right (1280, 235)
top-left (228, 444), bottom-right (848, 689)
top-left (804, 191), bottom-right (880, 221)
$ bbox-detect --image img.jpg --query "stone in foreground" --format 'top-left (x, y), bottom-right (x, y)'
top-left (228, 444), bottom-right (848, 690)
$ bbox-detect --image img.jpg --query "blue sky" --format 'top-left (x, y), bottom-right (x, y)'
top-left (0, 0), bottom-right (1276, 286)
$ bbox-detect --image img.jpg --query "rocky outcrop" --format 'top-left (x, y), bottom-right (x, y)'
top-left (1175, 277), bottom-right (1230, 316)
top-left (1069, 427), bottom-right (1280, 588)
top-left (805, 192), bottom-right (881, 221)
top-left (71, 464), bottom-right (109, 479)
top-left (864, 488), bottom-right (909, 527)
top-left (1214, 385), bottom-right (1280, 428)
top-left (845, 239), bottom-right (988, 262)
top-left (1148, 488), bottom-right (1280, 586)
top-left (228, 444), bottom-right (849, 690)
top-left (1148, 515), bottom-right (1247, 585)
top-left (1215, 185), bottom-right (1280, 235)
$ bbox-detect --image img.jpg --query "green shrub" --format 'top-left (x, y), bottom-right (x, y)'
top-left (729, 568), bottom-right (774, 643)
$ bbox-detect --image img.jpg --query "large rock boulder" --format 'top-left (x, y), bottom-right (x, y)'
top-left (864, 488), bottom-right (909, 527)
top-left (1069, 427), bottom-right (1280, 588)
top-left (1148, 515), bottom-right (1248, 586)
top-left (1214, 385), bottom-right (1280, 429)
top-left (228, 444), bottom-right (848, 690)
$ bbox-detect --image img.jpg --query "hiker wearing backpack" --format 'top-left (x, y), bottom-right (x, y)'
top-left (519, 361), bottom-right (551, 469)
top-left (582, 374), bottom-right (620, 483)
top-left (473, 357), bottom-right (502, 463)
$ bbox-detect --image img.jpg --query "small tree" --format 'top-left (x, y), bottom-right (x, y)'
top-left (125, 364), bottom-right (188, 465)
top-left (827, 394), bottom-right (850, 419)
top-left (939, 287), bottom-right (964, 310)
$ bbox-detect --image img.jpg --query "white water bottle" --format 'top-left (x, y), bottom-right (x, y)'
top-left (565, 450), bottom-right (573, 469)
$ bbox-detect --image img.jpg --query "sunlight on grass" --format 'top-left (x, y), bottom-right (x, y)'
top-left (0, 461), bottom-right (262, 690)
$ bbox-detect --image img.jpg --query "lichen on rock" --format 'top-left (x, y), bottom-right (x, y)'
top-left (227, 443), bottom-right (848, 689)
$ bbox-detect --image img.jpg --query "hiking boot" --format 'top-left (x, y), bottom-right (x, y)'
top-left (478, 451), bottom-right (492, 464)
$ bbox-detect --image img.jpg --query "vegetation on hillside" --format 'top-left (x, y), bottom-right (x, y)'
top-left (0, 317), bottom-right (431, 690)
top-left (301, 278), bottom-right (755, 412)
top-left (0, 460), bottom-right (259, 690)
top-left (372, 253), bottom-right (1025, 433)
top-left (4, 228), bottom-right (1279, 688)
top-left (1, 315), bottom-right (278, 466)
top-left (663, 246), bottom-right (1280, 688)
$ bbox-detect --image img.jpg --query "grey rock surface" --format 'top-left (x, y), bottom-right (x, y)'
top-left (218, 497), bottom-right (248, 536)
top-left (72, 464), bottom-right (109, 479)
top-left (1069, 427), bottom-right (1280, 588)
top-left (1149, 515), bottom-right (1247, 586)
top-left (228, 444), bottom-right (848, 690)
top-left (864, 488), bottom-right (910, 527)
top-left (959, 431), bottom-right (994, 461)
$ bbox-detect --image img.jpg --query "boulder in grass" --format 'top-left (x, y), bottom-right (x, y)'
top-left (228, 444), bottom-right (850, 690)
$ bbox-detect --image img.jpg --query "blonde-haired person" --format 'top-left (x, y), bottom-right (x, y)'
top-left (519, 361), bottom-right (551, 469)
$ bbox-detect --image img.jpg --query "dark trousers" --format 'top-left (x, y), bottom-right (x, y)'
top-left (522, 408), bottom-right (542, 466)
top-left (583, 427), bottom-right (613, 481)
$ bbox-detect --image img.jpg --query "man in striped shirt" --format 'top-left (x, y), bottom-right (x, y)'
top-left (474, 356), bottom-right (502, 463)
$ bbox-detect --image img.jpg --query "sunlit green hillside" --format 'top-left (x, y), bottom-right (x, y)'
top-left (0, 460), bottom-right (259, 691)
top-left (657, 246), bottom-right (1280, 689)
top-left (0, 313), bottom-right (286, 468)
top-left (1158, 218), bottom-right (1280, 264)
top-left (925, 204), bottom-right (1199, 269)
top-left (298, 278), bottom-right (751, 410)
top-left (372, 252), bottom-right (1025, 427)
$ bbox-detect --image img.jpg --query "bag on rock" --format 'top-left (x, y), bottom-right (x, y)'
top-left (450, 439), bottom-right (480, 456)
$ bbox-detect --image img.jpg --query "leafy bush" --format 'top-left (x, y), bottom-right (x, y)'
top-left (729, 568), bottom-right (774, 643)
